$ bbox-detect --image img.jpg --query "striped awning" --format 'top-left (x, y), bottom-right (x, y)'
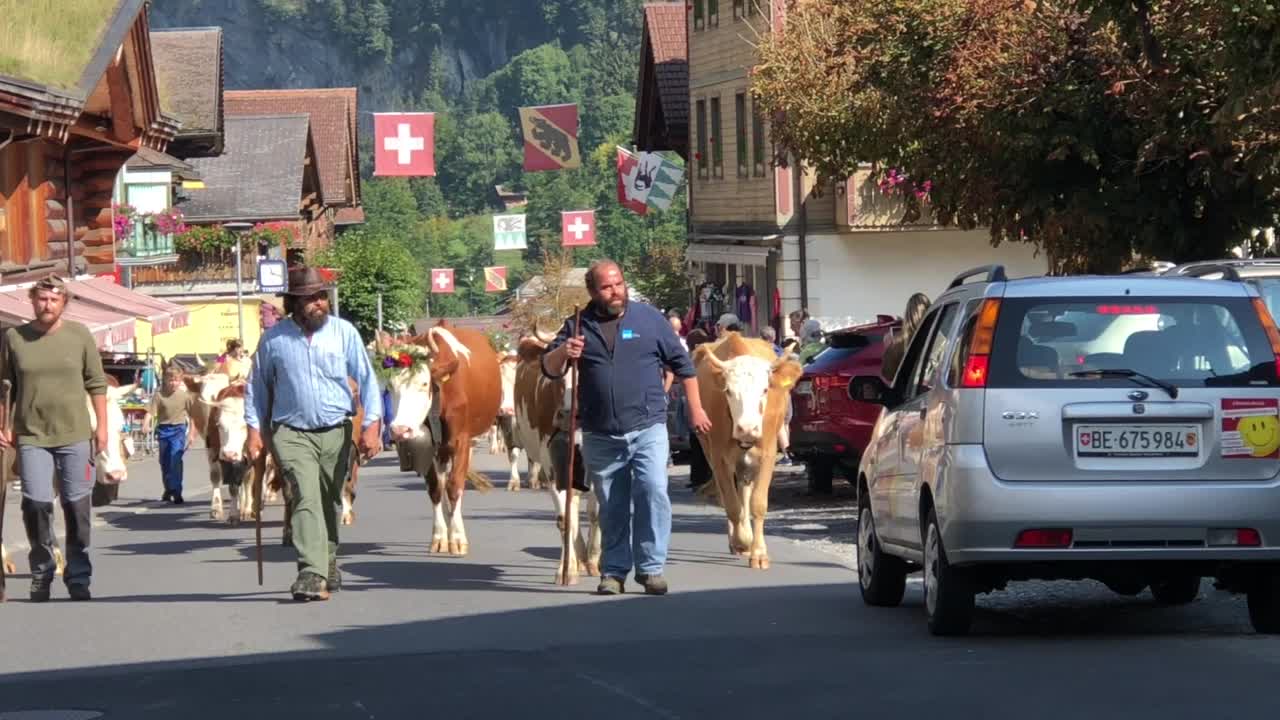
top-left (0, 291), bottom-right (136, 348)
top-left (65, 276), bottom-right (190, 334)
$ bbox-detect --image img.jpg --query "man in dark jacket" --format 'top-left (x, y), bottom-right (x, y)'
top-left (542, 260), bottom-right (712, 596)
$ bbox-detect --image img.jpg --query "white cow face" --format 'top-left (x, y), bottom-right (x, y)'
top-left (90, 384), bottom-right (137, 483)
top-left (498, 356), bottom-right (518, 416)
top-left (215, 383), bottom-right (249, 462)
top-left (388, 364), bottom-right (434, 441)
top-left (716, 356), bottom-right (774, 447)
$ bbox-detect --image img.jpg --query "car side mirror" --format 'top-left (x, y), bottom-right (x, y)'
top-left (849, 375), bottom-right (890, 405)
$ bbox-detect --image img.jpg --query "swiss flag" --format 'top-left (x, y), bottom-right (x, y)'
top-left (374, 112), bottom-right (435, 177)
top-left (561, 210), bottom-right (596, 247)
top-left (430, 268), bottom-right (454, 294)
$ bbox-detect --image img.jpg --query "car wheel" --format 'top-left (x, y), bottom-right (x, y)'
top-left (922, 508), bottom-right (975, 636)
top-left (1247, 575), bottom-right (1280, 634)
top-left (1150, 575), bottom-right (1200, 605)
top-left (806, 459), bottom-right (834, 495)
top-left (857, 491), bottom-right (906, 607)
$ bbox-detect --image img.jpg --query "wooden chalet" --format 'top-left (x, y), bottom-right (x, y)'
top-left (633, 3), bottom-right (688, 158)
top-left (0, 0), bottom-right (179, 283)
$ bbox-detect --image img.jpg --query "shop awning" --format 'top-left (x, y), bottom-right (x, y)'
top-left (0, 292), bottom-right (136, 349)
top-left (685, 242), bottom-right (776, 268)
top-left (66, 277), bottom-right (191, 334)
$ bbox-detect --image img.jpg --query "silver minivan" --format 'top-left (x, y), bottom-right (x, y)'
top-left (853, 265), bottom-right (1280, 635)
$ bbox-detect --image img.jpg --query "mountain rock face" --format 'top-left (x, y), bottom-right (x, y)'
top-left (148, 0), bottom-right (555, 108)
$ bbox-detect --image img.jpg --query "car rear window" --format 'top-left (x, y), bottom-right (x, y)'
top-left (1254, 278), bottom-right (1280, 321)
top-left (988, 297), bottom-right (1278, 388)
top-left (805, 330), bottom-right (885, 372)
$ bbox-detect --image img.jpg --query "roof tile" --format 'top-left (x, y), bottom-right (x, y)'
top-left (643, 4), bottom-right (688, 126)
top-left (151, 28), bottom-right (223, 135)
top-left (181, 115), bottom-right (310, 222)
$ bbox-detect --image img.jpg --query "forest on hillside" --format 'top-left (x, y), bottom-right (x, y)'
top-left (155, 0), bottom-right (689, 334)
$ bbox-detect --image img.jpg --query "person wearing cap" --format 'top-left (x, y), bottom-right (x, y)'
top-left (716, 312), bottom-right (742, 336)
top-left (245, 266), bottom-right (383, 602)
top-left (0, 275), bottom-right (110, 602)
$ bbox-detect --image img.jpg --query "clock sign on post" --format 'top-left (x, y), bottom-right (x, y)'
top-left (258, 259), bottom-right (288, 293)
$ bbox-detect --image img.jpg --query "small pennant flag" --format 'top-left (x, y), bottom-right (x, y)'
top-left (519, 103), bottom-right (581, 172)
top-left (561, 210), bottom-right (596, 247)
top-left (493, 214), bottom-right (527, 251)
top-left (617, 146), bottom-right (685, 215)
top-left (484, 266), bottom-right (508, 293)
top-left (430, 268), bottom-right (454, 294)
top-left (373, 113), bottom-right (435, 177)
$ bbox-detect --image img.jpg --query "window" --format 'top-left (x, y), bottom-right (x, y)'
top-left (694, 0), bottom-right (705, 31)
top-left (710, 96), bottom-right (723, 179)
top-left (735, 92), bottom-right (748, 178)
top-left (751, 98), bottom-right (766, 176)
top-left (709, 0), bottom-right (720, 28)
top-left (896, 312), bottom-right (940, 401)
top-left (915, 303), bottom-right (960, 395)
top-left (695, 99), bottom-right (709, 179)
top-left (734, 0), bottom-right (745, 20)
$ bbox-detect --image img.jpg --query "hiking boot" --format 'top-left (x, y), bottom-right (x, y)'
top-left (596, 576), bottom-right (625, 595)
top-left (635, 574), bottom-right (669, 596)
top-left (326, 558), bottom-right (341, 593)
top-left (29, 576), bottom-right (51, 603)
top-left (172, 493), bottom-right (184, 505)
top-left (161, 491), bottom-right (172, 503)
top-left (290, 571), bottom-right (330, 602)
top-left (67, 584), bottom-right (92, 601)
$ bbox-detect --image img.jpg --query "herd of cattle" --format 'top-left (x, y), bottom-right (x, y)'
top-left (1, 321), bottom-right (804, 586)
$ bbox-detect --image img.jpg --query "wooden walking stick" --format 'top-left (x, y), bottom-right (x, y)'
top-left (0, 378), bottom-right (11, 602)
top-left (560, 306), bottom-right (583, 585)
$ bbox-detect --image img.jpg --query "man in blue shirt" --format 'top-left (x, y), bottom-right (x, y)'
top-left (246, 267), bottom-right (382, 602)
top-left (542, 259), bottom-right (712, 596)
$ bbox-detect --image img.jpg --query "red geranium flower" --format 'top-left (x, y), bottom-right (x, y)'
top-left (397, 353), bottom-right (413, 368)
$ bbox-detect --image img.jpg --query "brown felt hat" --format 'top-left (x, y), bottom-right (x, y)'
top-left (281, 266), bottom-right (333, 297)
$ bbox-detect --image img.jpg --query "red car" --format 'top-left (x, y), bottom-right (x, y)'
top-left (788, 315), bottom-right (899, 494)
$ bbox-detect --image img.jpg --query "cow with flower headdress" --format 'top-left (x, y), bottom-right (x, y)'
top-left (372, 322), bottom-right (501, 556)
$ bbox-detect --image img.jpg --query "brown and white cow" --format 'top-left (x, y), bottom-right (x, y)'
top-left (694, 332), bottom-right (804, 569)
top-left (511, 334), bottom-right (600, 584)
top-left (385, 323), bottom-right (500, 556)
top-left (495, 350), bottom-right (527, 491)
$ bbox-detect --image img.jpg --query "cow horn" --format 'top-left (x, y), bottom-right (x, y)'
top-left (534, 328), bottom-right (556, 344)
top-left (695, 345), bottom-right (727, 371)
top-left (425, 328), bottom-right (440, 355)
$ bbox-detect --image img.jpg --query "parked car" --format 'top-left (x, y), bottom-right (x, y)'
top-left (853, 264), bottom-right (1280, 636)
top-left (789, 315), bottom-right (899, 493)
top-left (1161, 258), bottom-right (1280, 319)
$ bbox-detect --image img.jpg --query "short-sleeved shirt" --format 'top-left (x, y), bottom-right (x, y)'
top-left (1, 321), bottom-right (108, 447)
top-left (150, 388), bottom-right (191, 425)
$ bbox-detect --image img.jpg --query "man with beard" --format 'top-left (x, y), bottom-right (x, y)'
top-left (542, 259), bottom-right (712, 596)
top-left (245, 266), bottom-right (382, 601)
top-left (0, 275), bottom-right (109, 602)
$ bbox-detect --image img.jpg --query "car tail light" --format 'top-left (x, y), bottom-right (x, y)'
top-left (1014, 528), bottom-right (1073, 548)
top-left (1251, 298), bottom-right (1280, 380)
top-left (961, 299), bottom-right (1001, 388)
top-left (1208, 528), bottom-right (1262, 547)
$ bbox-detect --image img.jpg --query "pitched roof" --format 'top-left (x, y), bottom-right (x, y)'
top-left (0, 0), bottom-right (142, 97)
top-left (150, 28), bottom-right (223, 136)
top-left (223, 88), bottom-right (359, 208)
top-left (180, 115), bottom-right (310, 222)
top-left (643, 3), bottom-right (688, 127)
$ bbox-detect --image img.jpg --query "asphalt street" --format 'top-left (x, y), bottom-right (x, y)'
top-left (1, 444), bottom-right (1279, 719)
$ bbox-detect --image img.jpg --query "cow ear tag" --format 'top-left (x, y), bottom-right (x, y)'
top-left (778, 378), bottom-right (794, 389)
top-left (438, 374), bottom-right (451, 384)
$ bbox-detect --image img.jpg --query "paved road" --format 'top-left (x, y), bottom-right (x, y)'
top-left (1, 446), bottom-right (1278, 719)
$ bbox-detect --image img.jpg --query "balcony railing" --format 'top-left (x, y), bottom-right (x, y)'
top-left (130, 247), bottom-right (259, 286)
top-left (116, 227), bottom-right (177, 266)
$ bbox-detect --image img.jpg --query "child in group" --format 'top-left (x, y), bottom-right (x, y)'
top-left (144, 367), bottom-right (197, 503)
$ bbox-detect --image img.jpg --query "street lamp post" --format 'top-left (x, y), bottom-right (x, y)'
top-left (223, 222), bottom-right (253, 344)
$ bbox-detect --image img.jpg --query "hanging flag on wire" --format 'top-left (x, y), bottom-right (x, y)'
top-left (519, 103), bottom-right (581, 171)
top-left (373, 112), bottom-right (435, 177)
top-left (493, 214), bottom-right (527, 251)
top-left (617, 146), bottom-right (685, 215)
top-left (484, 266), bottom-right (508, 292)
top-left (430, 268), bottom-right (454, 293)
top-left (561, 210), bottom-right (596, 247)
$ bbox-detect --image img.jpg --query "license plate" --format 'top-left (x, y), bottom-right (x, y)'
top-left (1074, 424), bottom-right (1200, 458)
top-left (794, 380), bottom-right (812, 396)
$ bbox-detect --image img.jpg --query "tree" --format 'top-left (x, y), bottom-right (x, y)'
top-left (315, 228), bottom-right (425, 340)
top-left (435, 111), bottom-right (522, 216)
top-left (752, 1), bottom-right (1280, 272)
top-left (360, 178), bottom-right (420, 236)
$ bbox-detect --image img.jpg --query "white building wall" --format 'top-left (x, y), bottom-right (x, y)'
top-left (779, 229), bottom-right (1049, 330)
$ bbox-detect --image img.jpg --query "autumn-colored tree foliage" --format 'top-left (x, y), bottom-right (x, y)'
top-left (753, 0), bottom-right (1280, 272)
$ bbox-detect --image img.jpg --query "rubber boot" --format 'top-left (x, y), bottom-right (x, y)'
top-left (61, 495), bottom-right (93, 600)
top-left (22, 498), bottom-right (56, 602)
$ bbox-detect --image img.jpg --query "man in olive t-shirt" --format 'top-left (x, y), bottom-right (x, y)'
top-left (0, 276), bottom-right (109, 602)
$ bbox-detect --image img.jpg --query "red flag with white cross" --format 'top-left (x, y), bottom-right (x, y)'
top-left (373, 112), bottom-right (435, 177)
top-left (561, 210), bottom-right (596, 247)
top-left (430, 268), bottom-right (454, 293)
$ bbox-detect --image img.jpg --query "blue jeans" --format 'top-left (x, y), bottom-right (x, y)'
top-left (581, 422), bottom-right (671, 578)
top-left (156, 423), bottom-right (188, 494)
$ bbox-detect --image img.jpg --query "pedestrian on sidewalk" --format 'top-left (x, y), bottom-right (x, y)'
top-left (0, 276), bottom-right (110, 602)
top-left (245, 266), bottom-right (382, 602)
top-left (542, 259), bottom-right (712, 596)
top-left (683, 329), bottom-right (715, 490)
top-left (144, 366), bottom-right (196, 504)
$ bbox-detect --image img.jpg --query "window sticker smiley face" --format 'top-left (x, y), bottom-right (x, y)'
top-left (1239, 415), bottom-right (1280, 458)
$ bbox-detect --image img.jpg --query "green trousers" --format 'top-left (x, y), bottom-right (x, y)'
top-left (271, 422), bottom-right (353, 580)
